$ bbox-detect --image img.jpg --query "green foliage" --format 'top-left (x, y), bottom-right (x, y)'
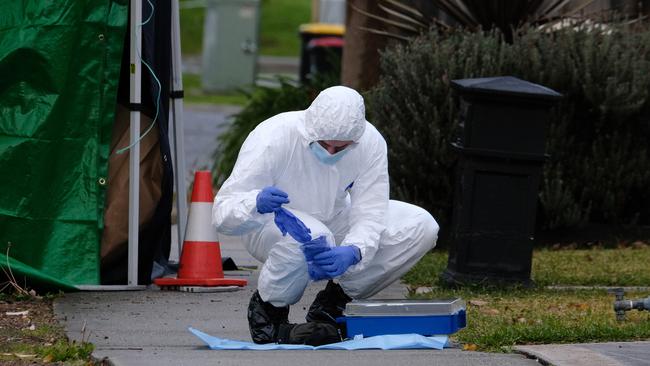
top-left (211, 75), bottom-right (338, 186)
top-left (369, 0), bottom-right (602, 42)
top-left (37, 340), bottom-right (94, 362)
top-left (370, 24), bottom-right (650, 232)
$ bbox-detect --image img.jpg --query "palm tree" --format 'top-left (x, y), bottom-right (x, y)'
top-left (341, 0), bottom-right (388, 91)
top-left (342, 0), bottom-right (603, 90)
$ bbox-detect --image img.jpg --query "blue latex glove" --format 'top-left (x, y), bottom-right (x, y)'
top-left (274, 208), bottom-right (311, 243)
top-left (256, 186), bottom-right (289, 214)
top-left (301, 236), bottom-right (330, 261)
top-left (307, 262), bottom-right (331, 281)
top-left (312, 245), bottom-right (361, 278)
top-left (301, 236), bottom-right (332, 281)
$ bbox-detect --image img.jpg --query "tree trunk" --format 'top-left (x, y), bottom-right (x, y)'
top-left (341, 0), bottom-right (387, 91)
top-left (312, 0), bottom-right (320, 22)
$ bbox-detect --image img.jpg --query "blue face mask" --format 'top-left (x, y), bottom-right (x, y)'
top-left (309, 142), bottom-right (350, 165)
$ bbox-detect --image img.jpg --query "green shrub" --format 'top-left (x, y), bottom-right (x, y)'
top-left (369, 24), bottom-right (650, 233)
top-left (38, 340), bottom-right (94, 362)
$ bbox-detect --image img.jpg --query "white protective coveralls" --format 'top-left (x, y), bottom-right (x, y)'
top-left (213, 86), bottom-right (439, 307)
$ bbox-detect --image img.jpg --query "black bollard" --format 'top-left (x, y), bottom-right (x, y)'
top-left (441, 76), bottom-right (562, 287)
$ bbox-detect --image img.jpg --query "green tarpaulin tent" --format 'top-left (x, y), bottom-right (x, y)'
top-left (0, 1), bottom-right (128, 288)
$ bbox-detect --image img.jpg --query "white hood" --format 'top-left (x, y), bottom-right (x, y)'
top-left (302, 86), bottom-right (366, 142)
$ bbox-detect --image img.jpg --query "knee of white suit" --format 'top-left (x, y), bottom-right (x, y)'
top-left (421, 212), bottom-right (439, 252)
top-left (258, 241), bottom-right (309, 307)
top-left (388, 200), bottom-right (439, 254)
top-left (256, 209), bottom-right (336, 307)
top-left (338, 202), bottom-right (439, 300)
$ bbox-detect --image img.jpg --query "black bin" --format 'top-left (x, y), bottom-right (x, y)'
top-left (306, 37), bottom-right (343, 81)
top-left (441, 76), bottom-right (562, 287)
top-left (298, 23), bottom-right (344, 83)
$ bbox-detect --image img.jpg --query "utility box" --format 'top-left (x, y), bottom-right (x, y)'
top-left (318, 0), bottom-right (346, 24)
top-left (441, 76), bottom-right (562, 287)
top-left (201, 0), bottom-right (260, 92)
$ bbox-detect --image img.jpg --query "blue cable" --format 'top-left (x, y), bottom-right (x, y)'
top-left (116, 0), bottom-right (162, 155)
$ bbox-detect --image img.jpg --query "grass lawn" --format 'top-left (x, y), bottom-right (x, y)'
top-left (0, 292), bottom-right (93, 364)
top-left (258, 0), bottom-right (311, 56)
top-left (404, 246), bottom-right (650, 351)
top-left (180, 0), bottom-right (310, 57)
top-left (179, 4), bottom-right (204, 55)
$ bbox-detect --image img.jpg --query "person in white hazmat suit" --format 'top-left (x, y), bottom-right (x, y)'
top-left (212, 85), bottom-right (439, 345)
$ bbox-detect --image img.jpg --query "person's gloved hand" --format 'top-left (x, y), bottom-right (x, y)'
top-left (301, 236), bottom-right (329, 262)
top-left (307, 262), bottom-right (331, 281)
top-left (301, 236), bottom-right (333, 281)
top-left (274, 208), bottom-right (311, 242)
top-left (312, 245), bottom-right (361, 278)
top-left (256, 186), bottom-right (289, 214)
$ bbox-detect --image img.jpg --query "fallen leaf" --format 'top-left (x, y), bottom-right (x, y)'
top-left (43, 354), bottom-right (54, 363)
top-left (5, 310), bottom-right (29, 316)
top-left (415, 286), bottom-right (432, 295)
top-left (463, 343), bottom-right (478, 351)
top-left (569, 303), bottom-right (589, 311)
top-left (469, 300), bottom-right (488, 307)
top-left (516, 317), bottom-right (527, 323)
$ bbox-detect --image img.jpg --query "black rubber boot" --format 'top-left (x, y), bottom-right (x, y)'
top-left (305, 280), bottom-right (352, 324)
top-left (247, 290), bottom-right (290, 344)
top-left (277, 322), bottom-right (342, 346)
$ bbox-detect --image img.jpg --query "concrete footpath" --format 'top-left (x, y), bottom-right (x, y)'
top-left (56, 227), bottom-right (541, 366)
top-left (54, 275), bottom-right (541, 366)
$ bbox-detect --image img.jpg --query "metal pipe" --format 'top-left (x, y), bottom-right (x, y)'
top-left (170, 0), bottom-right (188, 260)
top-left (128, 0), bottom-right (142, 286)
top-left (612, 288), bottom-right (650, 321)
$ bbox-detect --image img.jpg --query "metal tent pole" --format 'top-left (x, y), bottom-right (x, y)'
top-left (128, 0), bottom-right (142, 286)
top-left (79, 0), bottom-right (148, 291)
top-left (170, 0), bottom-right (188, 260)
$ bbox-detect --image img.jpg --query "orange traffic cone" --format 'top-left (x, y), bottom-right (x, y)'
top-left (154, 171), bottom-right (247, 289)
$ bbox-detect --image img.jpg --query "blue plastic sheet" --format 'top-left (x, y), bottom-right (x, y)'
top-left (189, 327), bottom-right (448, 350)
